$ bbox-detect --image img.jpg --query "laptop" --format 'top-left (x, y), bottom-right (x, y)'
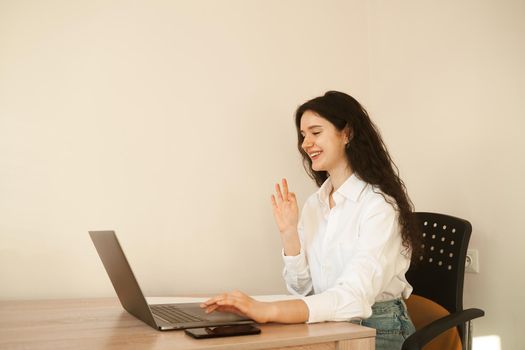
top-left (89, 230), bottom-right (254, 330)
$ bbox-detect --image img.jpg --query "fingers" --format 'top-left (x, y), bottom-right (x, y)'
top-left (204, 304), bottom-right (220, 314)
top-left (275, 183), bottom-right (283, 202)
top-left (282, 178), bottom-right (289, 199)
top-left (201, 293), bottom-right (228, 307)
top-left (275, 179), bottom-right (293, 202)
top-left (215, 296), bottom-right (248, 314)
top-left (200, 291), bottom-right (250, 315)
top-left (231, 290), bottom-right (245, 297)
top-left (201, 294), bottom-right (226, 314)
top-left (271, 179), bottom-right (297, 216)
top-left (271, 194), bottom-right (277, 209)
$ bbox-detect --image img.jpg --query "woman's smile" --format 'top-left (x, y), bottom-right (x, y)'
top-left (309, 150), bottom-right (322, 161)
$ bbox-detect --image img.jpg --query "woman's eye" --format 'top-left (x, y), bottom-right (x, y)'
top-left (312, 132), bottom-right (320, 135)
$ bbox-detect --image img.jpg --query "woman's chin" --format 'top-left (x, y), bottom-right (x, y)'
top-left (311, 163), bottom-right (324, 172)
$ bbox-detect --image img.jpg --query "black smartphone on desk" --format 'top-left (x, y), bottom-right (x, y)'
top-left (184, 324), bottom-right (261, 339)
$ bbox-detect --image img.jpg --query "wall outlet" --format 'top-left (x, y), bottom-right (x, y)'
top-left (465, 249), bottom-right (479, 273)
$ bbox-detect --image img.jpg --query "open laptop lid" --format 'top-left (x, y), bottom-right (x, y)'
top-left (89, 231), bottom-right (158, 329)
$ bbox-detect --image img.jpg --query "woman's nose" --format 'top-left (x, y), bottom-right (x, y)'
top-left (302, 137), bottom-right (313, 150)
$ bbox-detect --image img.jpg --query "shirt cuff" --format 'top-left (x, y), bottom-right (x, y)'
top-left (302, 288), bottom-right (374, 323)
top-left (281, 248), bottom-right (307, 270)
top-left (301, 292), bottom-right (335, 323)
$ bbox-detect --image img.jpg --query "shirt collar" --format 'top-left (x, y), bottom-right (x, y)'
top-left (316, 173), bottom-right (368, 206)
top-left (316, 178), bottom-right (332, 209)
top-left (337, 173), bottom-right (368, 202)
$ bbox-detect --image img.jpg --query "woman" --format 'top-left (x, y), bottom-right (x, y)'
top-left (201, 91), bottom-right (419, 349)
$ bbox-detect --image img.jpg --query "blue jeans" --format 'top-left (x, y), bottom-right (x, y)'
top-left (354, 299), bottom-right (415, 350)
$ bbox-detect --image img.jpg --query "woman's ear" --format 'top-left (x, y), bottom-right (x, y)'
top-left (344, 125), bottom-right (353, 143)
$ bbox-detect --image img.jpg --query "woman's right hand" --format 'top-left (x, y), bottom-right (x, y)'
top-left (271, 178), bottom-right (299, 237)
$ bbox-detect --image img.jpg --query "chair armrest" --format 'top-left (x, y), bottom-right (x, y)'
top-left (402, 308), bottom-right (485, 350)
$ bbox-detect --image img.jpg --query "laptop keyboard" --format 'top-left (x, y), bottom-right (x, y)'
top-left (150, 305), bottom-right (204, 323)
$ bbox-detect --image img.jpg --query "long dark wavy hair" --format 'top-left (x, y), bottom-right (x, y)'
top-left (295, 90), bottom-right (420, 255)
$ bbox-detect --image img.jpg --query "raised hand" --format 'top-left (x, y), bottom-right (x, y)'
top-left (271, 178), bottom-right (299, 236)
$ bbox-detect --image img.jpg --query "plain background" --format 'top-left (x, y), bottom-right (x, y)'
top-left (1, 1), bottom-right (523, 349)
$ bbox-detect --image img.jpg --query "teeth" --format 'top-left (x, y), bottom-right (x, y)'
top-left (310, 151), bottom-right (321, 157)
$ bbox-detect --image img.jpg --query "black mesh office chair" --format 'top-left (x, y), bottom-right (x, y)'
top-left (402, 212), bottom-right (484, 350)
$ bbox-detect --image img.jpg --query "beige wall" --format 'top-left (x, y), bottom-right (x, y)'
top-left (366, 2), bottom-right (525, 349)
top-left (1, 1), bottom-right (523, 349)
top-left (0, 0), bottom-right (369, 297)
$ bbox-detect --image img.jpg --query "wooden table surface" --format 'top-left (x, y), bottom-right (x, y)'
top-left (0, 298), bottom-right (375, 350)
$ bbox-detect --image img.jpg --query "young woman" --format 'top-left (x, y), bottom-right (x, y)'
top-left (201, 91), bottom-right (419, 349)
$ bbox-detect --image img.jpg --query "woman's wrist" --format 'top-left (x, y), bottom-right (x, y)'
top-left (280, 230), bottom-right (301, 256)
top-left (282, 242), bottom-right (301, 256)
top-left (283, 247), bottom-right (301, 256)
top-left (266, 300), bottom-right (309, 323)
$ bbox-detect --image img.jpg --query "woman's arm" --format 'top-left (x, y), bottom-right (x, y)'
top-left (200, 180), bottom-right (313, 323)
top-left (272, 178), bottom-right (313, 295)
top-left (200, 290), bottom-right (309, 324)
top-left (271, 299), bottom-right (309, 323)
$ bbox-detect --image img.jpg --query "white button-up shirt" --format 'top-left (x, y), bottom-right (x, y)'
top-left (282, 174), bottom-right (412, 323)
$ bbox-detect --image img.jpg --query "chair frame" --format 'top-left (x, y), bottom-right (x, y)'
top-left (402, 212), bottom-right (484, 350)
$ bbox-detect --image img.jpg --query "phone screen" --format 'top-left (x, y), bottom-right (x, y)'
top-left (184, 324), bottom-right (261, 339)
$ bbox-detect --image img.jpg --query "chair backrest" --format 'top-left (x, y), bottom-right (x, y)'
top-left (406, 212), bottom-right (472, 342)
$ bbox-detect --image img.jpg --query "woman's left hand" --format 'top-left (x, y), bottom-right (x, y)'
top-left (200, 290), bottom-right (276, 323)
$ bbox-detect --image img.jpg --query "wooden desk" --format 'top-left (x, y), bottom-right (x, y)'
top-left (0, 298), bottom-right (375, 350)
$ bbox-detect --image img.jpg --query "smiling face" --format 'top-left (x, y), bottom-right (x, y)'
top-left (300, 110), bottom-right (350, 174)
